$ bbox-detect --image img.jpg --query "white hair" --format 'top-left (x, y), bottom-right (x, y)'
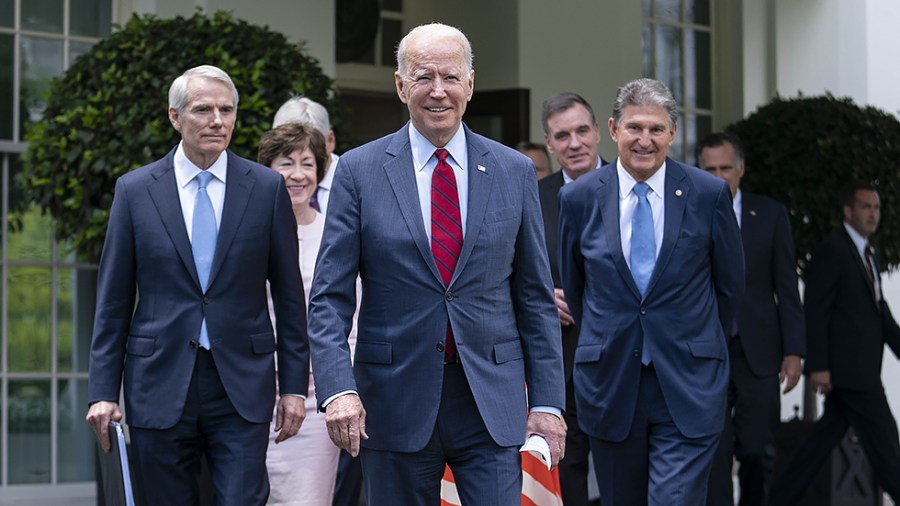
top-left (272, 97), bottom-right (331, 137)
top-left (396, 23), bottom-right (473, 77)
top-left (168, 65), bottom-right (239, 114)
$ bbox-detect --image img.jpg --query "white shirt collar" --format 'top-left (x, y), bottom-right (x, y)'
top-left (408, 123), bottom-right (467, 173)
top-left (318, 153), bottom-right (340, 191)
top-left (562, 156), bottom-right (602, 185)
top-left (616, 159), bottom-right (666, 200)
top-left (173, 142), bottom-right (228, 188)
top-left (844, 221), bottom-right (869, 256)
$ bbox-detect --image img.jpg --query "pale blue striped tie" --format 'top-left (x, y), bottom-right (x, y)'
top-left (192, 171), bottom-right (217, 349)
top-left (631, 182), bottom-right (655, 364)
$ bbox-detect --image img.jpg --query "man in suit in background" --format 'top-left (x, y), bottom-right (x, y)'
top-left (307, 23), bottom-right (566, 505)
top-left (538, 91), bottom-right (604, 506)
top-left (86, 65), bottom-right (309, 505)
top-left (697, 133), bottom-right (805, 506)
top-left (559, 78), bottom-right (744, 505)
top-left (770, 182), bottom-right (900, 505)
top-left (516, 141), bottom-right (554, 180)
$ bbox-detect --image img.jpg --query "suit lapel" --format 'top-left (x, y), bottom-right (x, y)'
top-left (597, 165), bottom-right (641, 298)
top-left (452, 127), bottom-right (493, 287)
top-left (382, 128), bottom-right (444, 286)
top-left (840, 227), bottom-right (880, 308)
top-left (147, 150), bottom-right (201, 289)
top-left (646, 159), bottom-right (688, 296)
top-left (207, 153), bottom-right (254, 289)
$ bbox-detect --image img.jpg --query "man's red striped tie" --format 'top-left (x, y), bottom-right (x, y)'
top-left (432, 148), bottom-right (462, 357)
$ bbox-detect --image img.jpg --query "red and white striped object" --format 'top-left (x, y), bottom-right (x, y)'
top-left (439, 452), bottom-right (563, 506)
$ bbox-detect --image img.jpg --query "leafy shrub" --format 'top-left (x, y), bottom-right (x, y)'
top-left (22, 10), bottom-right (347, 261)
top-left (727, 94), bottom-right (900, 274)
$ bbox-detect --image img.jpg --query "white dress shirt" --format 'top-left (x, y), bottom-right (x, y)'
top-left (732, 188), bottom-right (743, 228)
top-left (617, 160), bottom-right (666, 268)
top-left (173, 142), bottom-right (227, 242)
top-left (316, 152), bottom-right (340, 214)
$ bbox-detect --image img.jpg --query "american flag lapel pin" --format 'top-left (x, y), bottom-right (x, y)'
top-left (477, 165), bottom-right (487, 173)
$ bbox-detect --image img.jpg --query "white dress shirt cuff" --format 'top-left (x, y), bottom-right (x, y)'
top-left (279, 393), bottom-right (307, 400)
top-left (322, 390), bottom-right (358, 408)
top-left (530, 406), bottom-right (562, 418)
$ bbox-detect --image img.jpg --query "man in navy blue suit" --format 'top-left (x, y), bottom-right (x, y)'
top-left (559, 78), bottom-right (744, 505)
top-left (698, 133), bottom-right (804, 506)
top-left (86, 65), bottom-right (309, 505)
top-left (307, 23), bottom-right (566, 505)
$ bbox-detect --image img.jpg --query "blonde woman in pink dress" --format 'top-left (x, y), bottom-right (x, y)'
top-left (258, 123), bottom-right (356, 505)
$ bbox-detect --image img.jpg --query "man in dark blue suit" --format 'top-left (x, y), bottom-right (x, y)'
top-left (559, 78), bottom-right (744, 505)
top-left (698, 133), bottom-right (805, 506)
top-left (86, 65), bottom-right (309, 505)
top-left (307, 23), bottom-right (566, 505)
top-left (538, 91), bottom-right (604, 506)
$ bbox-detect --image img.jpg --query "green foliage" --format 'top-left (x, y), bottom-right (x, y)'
top-left (727, 94), bottom-right (900, 274)
top-left (21, 10), bottom-right (347, 262)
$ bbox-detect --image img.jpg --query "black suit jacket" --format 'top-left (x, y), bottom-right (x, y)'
top-left (804, 226), bottom-right (900, 390)
top-left (734, 192), bottom-right (805, 376)
top-left (538, 171), bottom-right (578, 382)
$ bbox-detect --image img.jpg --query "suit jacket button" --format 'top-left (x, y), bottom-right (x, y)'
top-left (203, 296), bottom-right (210, 304)
top-left (436, 342), bottom-right (445, 353)
top-left (640, 307), bottom-right (647, 315)
top-left (445, 292), bottom-right (454, 301)
top-left (633, 349), bottom-right (640, 357)
top-left (190, 340), bottom-right (198, 349)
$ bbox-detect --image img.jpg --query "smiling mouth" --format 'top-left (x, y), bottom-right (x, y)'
top-left (427, 107), bottom-right (449, 113)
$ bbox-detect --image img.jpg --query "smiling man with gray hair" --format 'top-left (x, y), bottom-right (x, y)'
top-left (307, 23), bottom-right (566, 505)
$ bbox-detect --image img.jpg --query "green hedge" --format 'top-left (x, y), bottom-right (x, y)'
top-left (727, 94), bottom-right (900, 274)
top-left (22, 11), bottom-right (347, 262)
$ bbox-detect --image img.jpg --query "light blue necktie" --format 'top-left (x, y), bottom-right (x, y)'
top-left (192, 171), bottom-right (217, 349)
top-left (631, 182), bottom-right (655, 364)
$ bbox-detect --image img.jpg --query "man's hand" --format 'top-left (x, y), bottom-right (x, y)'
top-left (273, 395), bottom-right (306, 444)
top-left (809, 370), bottom-right (832, 395)
top-left (325, 394), bottom-right (368, 456)
top-left (779, 354), bottom-right (803, 393)
top-left (525, 411), bottom-right (567, 469)
top-left (86, 401), bottom-right (123, 453)
top-left (554, 288), bottom-right (575, 327)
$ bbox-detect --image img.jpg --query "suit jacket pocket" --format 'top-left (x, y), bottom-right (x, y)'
top-left (250, 332), bottom-right (277, 354)
top-left (355, 341), bottom-right (392, 364)
top-left (126, 336), bottom-right (156, 357)
top-left (574, 344), bottom-right (603, 364)
top-left (494, 339), bottom-right (524, 364)
top-left (484, 207), bottom-right (518, 224)
top-left (687, 340), bottom-right (724, 360)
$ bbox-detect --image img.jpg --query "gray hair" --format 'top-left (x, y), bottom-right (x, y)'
top-left (541, 92), bottom-right (597, 134)
top-left (610, 78), bottom-right (677, 129)
top-left (272, 97), bottom-right (331, 137)
top-left (396, 23), bottom-right (473, 77)
top-left (168, 65), bottom-right (239, 114)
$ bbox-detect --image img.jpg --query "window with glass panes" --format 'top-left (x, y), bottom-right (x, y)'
top-left (641, 0), bottom-right (712, 163)
top-left (1, 0), bottom-right (110, 489)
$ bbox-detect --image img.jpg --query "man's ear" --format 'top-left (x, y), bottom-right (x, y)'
top-left (168, 107), bottom-right (181, 132)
